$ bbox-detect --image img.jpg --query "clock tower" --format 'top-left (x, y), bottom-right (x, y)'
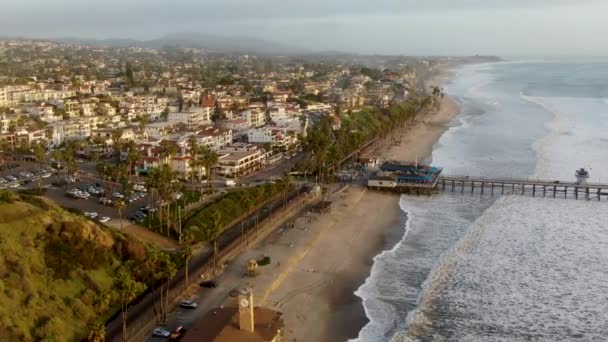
top-left (238, 288), bottom-right (255, 333)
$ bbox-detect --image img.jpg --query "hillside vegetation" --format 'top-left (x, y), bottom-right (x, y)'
top-left (0, 192), bottom-right (155, 341)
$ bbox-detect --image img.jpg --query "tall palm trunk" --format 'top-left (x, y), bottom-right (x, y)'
top-left (159, 281), bottom-right (165, 323)
top-left (164, 276), bottom-right (170, 322)
top-left (213, 239), bottom-right (218, 275)
top-left (185, 257), bottom-right (190, 297)
top-left (121, 303), bottom-right (128, 342)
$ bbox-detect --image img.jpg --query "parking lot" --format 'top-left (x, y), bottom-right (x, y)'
top-left (0, 161), bottom-right (54, 189)
top-left (43, 177), bottom-right (153, 224)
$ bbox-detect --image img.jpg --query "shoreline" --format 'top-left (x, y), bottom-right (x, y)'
top-left (209, 91), bottom-right (461, 341)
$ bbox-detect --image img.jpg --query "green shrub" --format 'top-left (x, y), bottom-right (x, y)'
top-left (0, 189), bottom-right (17, 203)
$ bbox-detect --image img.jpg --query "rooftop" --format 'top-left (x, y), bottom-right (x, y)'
top-left (182, 307), bottom-right (284, 342)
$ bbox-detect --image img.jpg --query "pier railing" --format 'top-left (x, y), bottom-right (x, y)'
top-left (437, 175), bottom-right (608, 200)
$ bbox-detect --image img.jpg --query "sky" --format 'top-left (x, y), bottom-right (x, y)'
top-left (2, 0), bottom-right (608, 56)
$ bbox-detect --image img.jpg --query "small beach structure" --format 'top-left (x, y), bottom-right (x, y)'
top-left (368, 161), bottom-right (443, 195)
top-left (183, 289), bottom-right (284, 342)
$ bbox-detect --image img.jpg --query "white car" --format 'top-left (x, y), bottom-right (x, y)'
top-left (41, 173), bottom-right (52, 178)
top-left (84, 212), bottom-right (99, 219)
top-left (152, 327), bottom-right (171, 338)
top-left (98, 216), bottom-right (110, 223)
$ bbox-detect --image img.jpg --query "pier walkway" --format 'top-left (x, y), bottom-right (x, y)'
top-left (438, 175), bottom-right (608, 200)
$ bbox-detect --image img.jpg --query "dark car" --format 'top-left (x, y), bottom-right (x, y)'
top-left (200, 280), bottom-right (217, 288)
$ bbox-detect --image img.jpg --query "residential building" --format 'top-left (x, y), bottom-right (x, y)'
top-left (217, 148), bottom-right (265, 178)
top-left (168, 107), bottom-right (211, 128)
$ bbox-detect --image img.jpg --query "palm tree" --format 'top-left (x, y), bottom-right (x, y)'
top-left (112, 263), bottom-right (139, 342)
top-left (181, 231), bottom-right (194, 297)
top-left (115, 199), bottom-right (126, 232)
top-left (159, 140), bottom-right (177, 166)
top-left (111, 129), bottom-right (124, 161)
top-left (187, 136), bottom-right (204, 185)
top-left (278, 172), bottom-right (292, 210)
top-left (92, 289), bottom-right (112, 316)
top-left (253, 186), bottom-right (266, 238)
top-left (200, 145), bottom-right (219, 193)
top-left (159, 254), bottom-right (176, 323)
top-left (125, 141), bottom-right (141, 181)
top-left (87, 318), bottom-right (106, 342)
top-left (33, 142), bottom-right (46, 192)
top-left (142, 248), bottom-right (163, 323)
top-left (204, 210), bottom-right (224, 275)
top-left (0, 139), bottom-right (13, 165)
top-left (239, 191), bottom-right (252, 246)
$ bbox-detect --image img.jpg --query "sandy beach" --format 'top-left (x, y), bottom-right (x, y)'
top-left (214, 93), bottom-right (461, 341)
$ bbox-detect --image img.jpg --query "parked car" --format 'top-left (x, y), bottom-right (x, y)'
top-left (99, 197), bottom-right (113, 206)
top-left (152, 327), bottom-right (171, 338)
top-left (179, 300), bottom-right (198, 309)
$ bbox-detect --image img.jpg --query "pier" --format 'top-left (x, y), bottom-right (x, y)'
top-left (438, 176), bottom-right (608, 201)
top-left (367, 162), bottom-right (607, 201)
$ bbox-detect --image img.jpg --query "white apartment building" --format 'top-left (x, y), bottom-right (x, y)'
top-left (195, 126), bottom-right (233, 150)
top-left (49, 119), bottom-right (92, 146)
top-left (217, 148), bottom-right (265, 178)
top-left (246, 128), bottom-right (297, 148)
top-left (0, 87), bottom-right (8, 107)
top-left (241, 109), bottom-right (265, 128)
top-left (0, 114), bottom-right (10, 133)
top-left (167, 107), bottom-right (211, 128)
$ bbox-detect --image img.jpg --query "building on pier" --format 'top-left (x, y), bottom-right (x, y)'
top-left (368, 161), bottom-right (443, 194)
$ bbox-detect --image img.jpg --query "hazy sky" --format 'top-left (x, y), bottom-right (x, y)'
top-left (2, 0), bottom-right (608, 56)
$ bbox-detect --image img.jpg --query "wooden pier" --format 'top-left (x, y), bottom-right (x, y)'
top-left (438, 176), bottom-right (608, 201)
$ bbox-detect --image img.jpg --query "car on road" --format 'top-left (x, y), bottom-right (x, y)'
top-left (98, 216), bottom-right (111, 223)
top-left (41, 172), bottom-right (52, 178)
top-left (200, 280), bottom-right (217, 288)
top-left (179, 300), bottom-right (198, 309)
top-left (169, 326), bottom-right (186, 341)
top-left (129, 211), bottom-right (146, 222)
top-left (152, 327), bottom-right (171, 338)
top-left (99, 197), bottom-right (113, 206)
top-left (8, 183), bottom-right (20, 188)
top-left (84, 212), bottom-right (99, 219)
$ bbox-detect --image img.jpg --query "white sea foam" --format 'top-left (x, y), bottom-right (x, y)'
top-left (404, 196), bottom-right (608, 341)
top-left (355, 61), bottom-right (608, 342)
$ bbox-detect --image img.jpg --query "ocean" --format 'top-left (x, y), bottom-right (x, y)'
top-left (352, 61), bottom-right (608, 341)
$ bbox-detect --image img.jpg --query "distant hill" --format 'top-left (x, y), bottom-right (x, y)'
top-left (58, 33), bottom-right (308, 55)
top-left (0, 192), bottom-right (156, 341)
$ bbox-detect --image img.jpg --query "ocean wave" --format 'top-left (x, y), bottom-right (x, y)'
top-left (399, 196), bottom-right (510, 341)
top-left (405, 196), bottom-right (608, 341)
top-left (349, 200), bottom-right (415, 342)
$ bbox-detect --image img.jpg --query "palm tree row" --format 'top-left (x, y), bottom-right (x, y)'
top-left (187, 136), bottom-right (219, 193)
